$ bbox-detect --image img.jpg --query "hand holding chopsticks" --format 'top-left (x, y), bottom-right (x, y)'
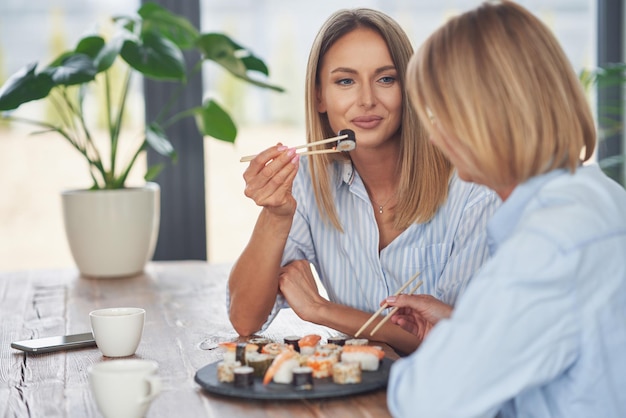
top-left (239, 129), bottom-right (356, 163)
top-left (370, 279), bottom-right (424, 336)
top-left (354, 271), bottom-right (422, 338)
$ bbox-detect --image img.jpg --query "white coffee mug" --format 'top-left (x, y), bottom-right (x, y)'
top-left (89, 359), bottom-right (161, 418)
top-left (90, 307), bottom-right (145, 357)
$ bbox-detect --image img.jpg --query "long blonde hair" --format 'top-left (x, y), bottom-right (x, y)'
top-left (304, 8), bottom-right (452, 231)
top-left (407, 1), bottom-right (596, 189)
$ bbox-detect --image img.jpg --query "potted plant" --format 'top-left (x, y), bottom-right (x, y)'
top-left (0, 2), bottom-right (283, 278)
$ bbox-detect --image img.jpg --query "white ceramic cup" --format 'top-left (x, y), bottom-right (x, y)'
top-left (89, 359), bottom-right (161, 418)
top-left (89, 307), bottom-right (145, 357)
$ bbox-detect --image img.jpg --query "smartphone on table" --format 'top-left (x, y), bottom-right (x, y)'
top-left (11, 332), bottom-right (96, 353)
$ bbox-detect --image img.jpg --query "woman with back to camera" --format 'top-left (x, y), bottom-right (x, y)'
top-left (228, 8), bottom-right (500, 354)
top-left (384, 1), bottom-right (626, 416)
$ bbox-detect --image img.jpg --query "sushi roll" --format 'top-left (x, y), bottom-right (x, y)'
top-left (219, 342), bottom-right (259, 363)
top-left (332, 362), bottom-right (362, 384)
top-left (345, 338), bottom-right (369, 346)
top-left (314, 344), bottom-right (342, 362)
top-left (263, 349), bottom-right (300, 385)
top-left (233, 366), bottom-right (255, 388)
top-left (292, 366), bottom-right (314, 390)
top-left (306, 354), bottom-right (338, 378)
top-left (248, 337), bottom-right (272, 352)
top-left (246, 352), bottom-right (273, 378)
top-left (298, 334), bottom-right (321, 356)
top-left (336, 129), bottom-right (356, 151)
top-left (327, 336), bottom-right (347, 346)
top-left (261, 342), bottom-right (290, 357)
top-left (217, 360), bottom-right (241, 383)
top-left (341, 345), bottom-right (384, 371)
top-left (283, 335), bottom-right (301, 352)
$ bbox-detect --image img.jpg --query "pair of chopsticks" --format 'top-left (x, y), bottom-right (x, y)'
top-left (354, 271), bottom-right (423, 338)
top-left (239, 132), bottom-right (348, 163)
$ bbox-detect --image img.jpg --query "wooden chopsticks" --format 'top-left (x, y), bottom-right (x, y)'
top-left (370, 279), bottom-right (423, 336)
top-left (239, 133), bottom-right (348, 163)
top-left (354, 271), bottom-right (421, 338)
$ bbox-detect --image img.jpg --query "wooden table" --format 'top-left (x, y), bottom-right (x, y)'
top-left (0, 261), bottom-right (399, 417)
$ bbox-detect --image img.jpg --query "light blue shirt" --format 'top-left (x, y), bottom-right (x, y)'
top-left (260, 156), bottom-right (500, 329)
top-left (388, 164), bottom-right (626, 418)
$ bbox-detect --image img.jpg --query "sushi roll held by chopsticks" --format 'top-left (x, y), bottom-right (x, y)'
top-left (239, 129), bottom-right (356, 162)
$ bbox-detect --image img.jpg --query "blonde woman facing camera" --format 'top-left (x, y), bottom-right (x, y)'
top-left (229, 8), bottom-right (499, 354)
top-left (385, 1), bottom-right (626, 416)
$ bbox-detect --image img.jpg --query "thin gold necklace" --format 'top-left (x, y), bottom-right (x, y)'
top-left (371, 192), bottom-right (397, 214)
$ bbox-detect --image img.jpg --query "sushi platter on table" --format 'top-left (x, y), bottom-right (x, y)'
top-left (194, 334), bottom-right (394, 400)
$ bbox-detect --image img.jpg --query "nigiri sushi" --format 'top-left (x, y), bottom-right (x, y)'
top-left (341, 345), bottom-right (384, 371)
top-left (298, 334), bottom-right (322, 356)
top-left (263, 349), bottom-right (300, 385)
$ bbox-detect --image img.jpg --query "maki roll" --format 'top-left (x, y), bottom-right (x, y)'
top-left (345, 338), bottom-right (369, 346)
top-left (306, 354), bottom-right (338, 378)
top-left (261, 342), bottom-right (290, 357)
top-left (246, 352), bottom-right (273, 378)
top-left (292, 366), bottom-right (314, 390)
top-left (219, 342), bottom-right (259, 364)
top-left (283, 335), bottom-right (301, 352)
top-left (233, 366), bottom-right (255, 388)
top-left (217, 360), bottom-right (241, 383)
top-left (332, 362), bottom-right (362, 384)
top-left (327, 336), bottom-right (347, 346)
top-left (248, 337), bottom-right (272, 352)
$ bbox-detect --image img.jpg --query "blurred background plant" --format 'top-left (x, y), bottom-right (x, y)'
top-left (580, 62), bottom-right (626, 186)
top-left (0, 2), bottom-right (283, 190)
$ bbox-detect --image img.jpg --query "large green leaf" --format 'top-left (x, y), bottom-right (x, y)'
top-left (196, 33), bottom-right (284, 92)
top-left (193, 99), bottom-right (237, 143)
top-left (138, 2), bottom-right (199, 49)
top-left (44, 54), bottom-right (98, 86)
top-left (75, 36), bottom-right (105, 59)
top-left (145, 122), bottom-right (177, 160)
top-left (94, 35), bottom-right (125, 72)
top-left (120, 31), bottom-right (186, 81)
top-left (0, 63), bottom-right (54, 110)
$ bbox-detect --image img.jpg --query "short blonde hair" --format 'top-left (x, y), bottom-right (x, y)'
top-left (305, 8), bottom-right (452, 230)
top-left (407, 1), bottom-right (596, 188)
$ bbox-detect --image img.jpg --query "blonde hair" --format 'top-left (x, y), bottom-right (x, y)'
top-left (407, 1), bottom-right (596, 189)
top-left (305, 8), bottom-right (452, 231)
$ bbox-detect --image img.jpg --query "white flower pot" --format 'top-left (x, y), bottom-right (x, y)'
top-left (61, 183), bottom-right (160, 278)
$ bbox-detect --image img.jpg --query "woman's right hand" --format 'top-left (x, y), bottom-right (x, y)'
top-left (243, 144), bottom-right (299, 217)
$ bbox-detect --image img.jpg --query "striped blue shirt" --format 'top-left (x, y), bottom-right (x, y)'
top-left (260, 156), bottom-right (500, 329)
top-left (388, 165), bottom-right (626, 418)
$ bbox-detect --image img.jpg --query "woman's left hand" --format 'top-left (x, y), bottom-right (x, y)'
top-left (383, 294), bottom-right (453, 341)
top-left (278, 260), bottom-right (327, 322)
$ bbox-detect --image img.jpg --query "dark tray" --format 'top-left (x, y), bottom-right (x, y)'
top-left (194, 357), bottom-right (394, 400)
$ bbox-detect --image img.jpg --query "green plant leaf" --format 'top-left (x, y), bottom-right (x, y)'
top-left (193, 99), bottom-right (237, 143)
top-left (75, 36), bottom-right (105, 59)
top-left (112, 13), bottom-right (141, 34)
top-left (241, 55), bottom-right (269, 76)
top-left (138, 2), bottom-right (199, 49)
top-left (196, 33), bottom-right (284, 92)
top-left (121, 31), bottom-right (186, 81)
top-left (44, 54), bottom-right (98, 86)
top-left (94, 35), bottom-right (125, 72)
top-left (145, 162), bottom-right (165, 181)
top-left (0, 63), bottom-right (54, 110)
top-left (146, 122), bottom-right (177, 160)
